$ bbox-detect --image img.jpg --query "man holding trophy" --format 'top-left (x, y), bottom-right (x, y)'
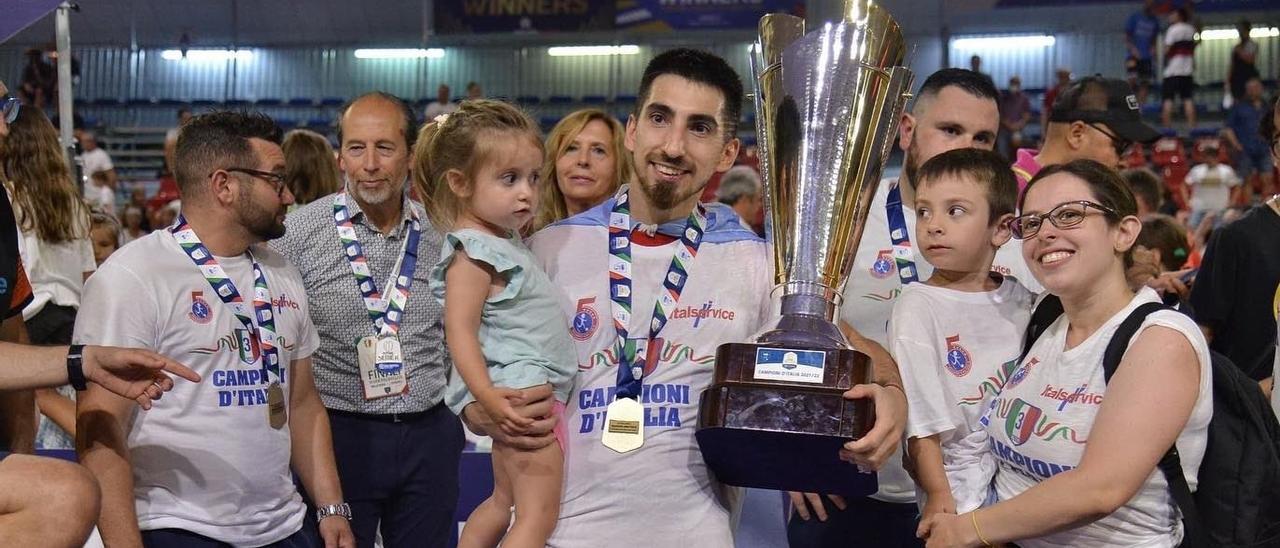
top-left (460, 19), bottom-right (912, 545)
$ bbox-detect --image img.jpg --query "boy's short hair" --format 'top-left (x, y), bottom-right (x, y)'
top-left (1121, 167), bottom-right (1163, 212)
top-left (1136, 214), bottom-right (1189, 271)
top-left (915, 148), bottom-right (1018, 223)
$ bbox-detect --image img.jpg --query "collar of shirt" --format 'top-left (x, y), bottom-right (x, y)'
top-left (344, 191), bottom-right (419, 239)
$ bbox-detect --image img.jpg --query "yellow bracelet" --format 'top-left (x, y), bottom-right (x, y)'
top-left (971, 510), bottom-right (993, 547)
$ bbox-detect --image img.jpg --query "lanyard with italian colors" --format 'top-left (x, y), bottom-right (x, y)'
top-left (332, 193), bottom-right (421, 337)
top-left (607, 189), bottom-right (706, 400)
top-left (885, 182), bottom-right (920, 285)
top-left (170, 215), bottom-right (282, 382)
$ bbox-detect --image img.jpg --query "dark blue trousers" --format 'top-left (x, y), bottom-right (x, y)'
top-left (320, 404), bottom-right (463, 548)
top-left (142, 525), bottom-right (319, 548)
top-left (786, 495), bottom-right (923, 548)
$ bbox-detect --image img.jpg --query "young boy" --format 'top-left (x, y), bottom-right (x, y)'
top-left (888, 148), bottom-right (1035, 529)
top-left (88, 208), bottom-right (120, 266)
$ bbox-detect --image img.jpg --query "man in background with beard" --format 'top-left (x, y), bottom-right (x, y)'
top-left (274, 92), bottom-right (460, 548)
top-left (77, 111), bottom-right (354, 546)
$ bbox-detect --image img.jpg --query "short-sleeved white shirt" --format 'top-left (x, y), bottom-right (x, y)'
top-left (74, 230), bottom-right (321, 546)
top-left (890, 278), bottom-right (1034, 512)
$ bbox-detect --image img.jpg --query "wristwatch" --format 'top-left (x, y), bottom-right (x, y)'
top-left (67, 344), bottom-right (88, 391)
top-left (316, 502), bottom-right (352, 522)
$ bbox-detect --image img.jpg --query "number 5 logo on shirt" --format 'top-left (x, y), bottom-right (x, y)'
top-left (571, 297), bottom-right (599, 342)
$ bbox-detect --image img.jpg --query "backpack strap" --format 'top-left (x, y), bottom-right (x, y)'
top-left (1020, 294), bottom-right (1064, 362)
top-left (1101, 301), bottom-right (1210, 548)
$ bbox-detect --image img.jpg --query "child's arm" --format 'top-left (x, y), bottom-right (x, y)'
top-left (909, 434), bottom-right (956, 529)
top-left (36, 388), bottom-right (76, 438)
top-left (443, 249), bottom-right (533, 435)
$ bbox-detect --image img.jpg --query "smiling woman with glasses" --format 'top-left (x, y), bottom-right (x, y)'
top-left (922, 159), bottom-right (1214, 548)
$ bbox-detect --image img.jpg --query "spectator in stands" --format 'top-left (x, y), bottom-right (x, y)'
top-left (423, 84), bottom-right (458, 121)
top-left (467, 81), bottom-right (483, 100)
top-left (531, 109), bottom-right (631, 231)
top-left (1185, 144), bottom-right (1241, 230)
top-left (1223, 78), bottom-right (1274, 200)
top-left (1121, 167), bottom-right (1163, 217)
top-left (119, 204), bottom-right (147, 245)
top-left (1124, 0), bottom-right (1159, 106)
top-left (78, 131), bottom-right (118, 214)
top-left (0, 107), bottom-right (95, 346)
top-left (282, 129), bottom-right (341, 205)
top-left (163, 108), bottom-right (193, 174)
top-left (1041, 67), bottom-right (1072, 139)
top-left (1137, 214), bottom-right (1191, 273)
top-left (1189, 95), bottom-right (1280, 381)
top-left (715, 165), bottom-right (763, 233)
top-left (88, 208), bottom-right (120, 267)
top-left (1160, 7), bottom-right (1198, 130)
top-left (1227, 20), bottom-right (1261, 103)
top-left (969, 55), bottom-right (994, 88)
top-left (1012, 76), bottom-right (1160, 193)
top-left (17, 48), bottom-right (54, 109)
top-left (999, 76), bottom-right (1033, 160)
top-left (152, 199), bottom-right (179, 230)
top-left (922, 160), bottom-right (1212, 548)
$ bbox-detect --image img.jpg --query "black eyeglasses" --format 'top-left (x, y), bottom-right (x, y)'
top-left (1088, 123), bottom-right (1132, 157)
top-left (1008, 200), bottom-right (1119, 240)
top-left (217, 167), bottom-right (287, 196)
top-left (2, 95), bottom-right (19, 124)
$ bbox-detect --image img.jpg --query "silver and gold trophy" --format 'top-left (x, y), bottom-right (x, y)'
top-left (695, 0), bottom-right (913, 495)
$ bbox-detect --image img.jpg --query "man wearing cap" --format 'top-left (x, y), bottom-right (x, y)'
top-left (1010, 76), bottom-right (1162, 194)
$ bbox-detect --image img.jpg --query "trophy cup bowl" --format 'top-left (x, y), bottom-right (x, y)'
top-left (695, 0), bottom-right (913, 496)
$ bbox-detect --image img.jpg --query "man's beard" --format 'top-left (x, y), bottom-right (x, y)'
top-left (346, 176), bottom-right (403, 206)
top-left (903, 140), bottom-right (921, 190)
top-left (238, 191), bottom-right (287, 241)
top-left (636, 152), bottom-right (703, 212)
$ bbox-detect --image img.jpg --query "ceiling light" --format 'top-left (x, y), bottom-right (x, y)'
top-left (951, 35), bottom-right (1056, 49)
top-left (547, 45), bottom-right (640, 57)
top-left (161, 49), bottom-right (254, 62)
top-left (354, 48), bottom-right (445, 59)
top-left (1197, 27), bottom-right (1279, 41)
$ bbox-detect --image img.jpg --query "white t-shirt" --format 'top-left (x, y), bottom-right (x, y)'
top-left (529, 199), bottom-right (772, 548)
top-left (890, 278), bottom-right (1034, 513)
top-left (1186, 163), bottom-right (1241, 212)
top-left (839, 177), bottom-right (1041, 503)
top-left (988, 288), bottom-right (1213, 548)
top-left (1163, 22), bottom-right (1197, 78)
top-left (423, 101), bottom-right (459, 122)
top-left (73, 230), bottom-right (320, 547)
top-left (79, 148), bottom-right (116, 213)
top-left (6, 188), bottom-right (95, 320)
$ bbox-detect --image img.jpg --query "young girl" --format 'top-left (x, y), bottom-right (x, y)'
top-left (421, 100), bottom-right (576, 548)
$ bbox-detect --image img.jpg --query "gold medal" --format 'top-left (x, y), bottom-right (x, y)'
top-left (601, 397), bottom-right (644, 453)
top-left (267, 381), bottom-right (287, 429)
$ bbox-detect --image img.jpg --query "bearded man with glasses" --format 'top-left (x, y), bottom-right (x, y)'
top-left (1011, 76), bottom-right (1161, 196)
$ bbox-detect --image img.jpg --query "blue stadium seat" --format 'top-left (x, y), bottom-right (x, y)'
top-left (548, 96), bottom-right (574, 104)
top-left (91, 98), bottom-right (122, 106)
top-left (225, 99), bottom-right (250, 107)
top-left (539, 117), bottom-right (559, 131)
top-left (288, 97), bottom-right (315, 107)
top-left (307, 117), bottom-right (331, 128)
top-left (1189, 127), bottom-right (1220, 140)
top-left (192, 99), bottom-right (217, 107)
top-left (616, 95), bottom-right (638, 105)
top-left (582, 95), bottom-right (607, 105)
top-left (516, 95), bottom-right (540, 105)
top-left (1141, 104), bottom-right (1162, 116)
top-left (256, 98), bottom-right (283, 106)
top-left (127, 98), bottom-right (153, 106)
top-left (276, 118), bottom-right (297, 129)
top-left (157, 98), bottom-right (186, 106)
top-left (319, 97), bottom-right (345, 106)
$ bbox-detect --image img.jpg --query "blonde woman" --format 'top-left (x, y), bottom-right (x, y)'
top-left (531, 109), bottom-right (632, 231)
top-left (282, 128), bottom-right (342, 205)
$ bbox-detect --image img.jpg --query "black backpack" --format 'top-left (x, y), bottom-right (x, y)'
top-left (1023, 295), bottom-right (1280, 547)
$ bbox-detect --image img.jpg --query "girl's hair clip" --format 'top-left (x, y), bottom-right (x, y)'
top-left (434, 113), bottom-right (450, 126)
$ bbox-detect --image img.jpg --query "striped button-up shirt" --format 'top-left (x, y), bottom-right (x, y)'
top-left (273, 192), bottom-right (448, 413)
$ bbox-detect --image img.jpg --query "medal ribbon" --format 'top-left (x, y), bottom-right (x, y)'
top-left (885, 182), bottom-right (920, 285)
top-left (333, 193), bottom-right (421, 337)
top-left (170, 215), bottom-right (281, 383)
top-left (607, 188), bottom-right (706, 400)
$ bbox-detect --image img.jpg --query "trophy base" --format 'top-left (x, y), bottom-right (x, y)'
top-left (696, 342), bottom-right (877, 495)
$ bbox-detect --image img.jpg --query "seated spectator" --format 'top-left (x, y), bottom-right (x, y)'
top-left (424, 84), bottom-right (458, 121)
top-left (1186, 145), bottom-right (1241, 230)
top-left (1121, 167), bottom-right (1163, 217)
top-left (163, 108), bottom-right (193, 174)
top-left (715, 165), bottom-right (763, 233)
top-left (78, 132), bottom-right (118, 214)
top-left (999, 76), bottom-right (1032, 160)
top-left (528, 109), bottom-right (631, 232)
top-left (1223, 78), bottom-right (1274, 200)
top-left (282, 129), bottom-right (341, 205)
top-left (921, 159), bottom-right (1212, 547)
top-left (17, 48), bottom-right (54, 109)
top-left (118, 204), bottom-right (147, 245)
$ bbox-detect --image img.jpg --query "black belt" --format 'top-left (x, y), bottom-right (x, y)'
top-left (326, 404), bottom-right (441, 423)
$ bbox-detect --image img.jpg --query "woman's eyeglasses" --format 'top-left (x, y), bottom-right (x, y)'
top-left (1008, 200), bottom-right (1120, 240)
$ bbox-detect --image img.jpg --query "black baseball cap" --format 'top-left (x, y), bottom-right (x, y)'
top-left (1049, 76), bottom-right (1161, 144)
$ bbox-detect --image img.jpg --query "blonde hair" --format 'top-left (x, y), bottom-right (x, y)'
top-left (412, 99), bottom-right (542, 232)
top-left (0, 107), bottom-right (89, 243)
top-left (531, 109), bottom-right (631, 232)
top-left (282, 129), bottom-right (341, 204)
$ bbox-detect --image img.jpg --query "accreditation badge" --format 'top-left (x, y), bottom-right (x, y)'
top-left (601, 397), bottom-right (644, 453)
top-left (267, 381), bottom-right (287, 429)
top-left (358, 335), bottom-right (407, 400)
